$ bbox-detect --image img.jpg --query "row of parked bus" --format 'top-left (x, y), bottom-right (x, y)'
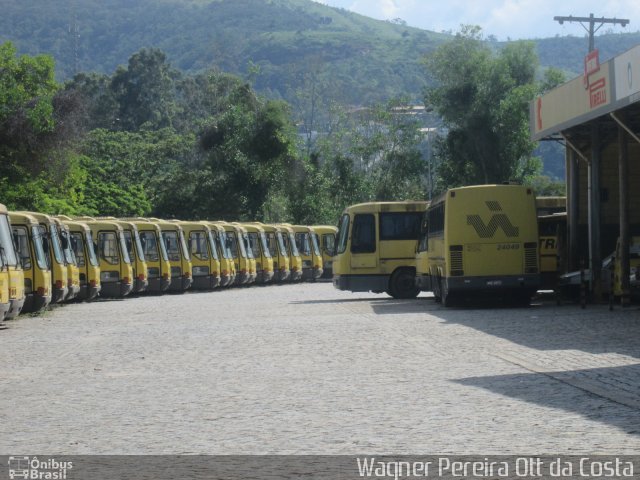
top-left (332, 184), bottom-right (545, 307)
top-left (0, 205), bottom-right (337, 322)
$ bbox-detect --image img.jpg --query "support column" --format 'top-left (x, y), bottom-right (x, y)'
top-left (567, 147), bottom-right (580, 271)
top-left (618, 121), bottom-right (630, 306)
top-left (589, 121), bottom-right (602, 300)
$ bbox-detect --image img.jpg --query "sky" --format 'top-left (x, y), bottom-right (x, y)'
top-left (314, 0), bottom-right (640, 40)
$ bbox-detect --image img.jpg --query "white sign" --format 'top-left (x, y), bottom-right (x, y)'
top-left (615, 44), bottom-right (640, 101)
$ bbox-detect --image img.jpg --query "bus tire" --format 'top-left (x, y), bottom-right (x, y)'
top-left (433, 273), bottom-right (442, 302)
top-left (441, 279), bottom-right (456, 307)
top-left (388, 268), bottom-right (419, 299)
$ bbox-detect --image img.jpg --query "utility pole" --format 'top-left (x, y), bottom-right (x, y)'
top-left (553, 14), bottom-right (629, 52)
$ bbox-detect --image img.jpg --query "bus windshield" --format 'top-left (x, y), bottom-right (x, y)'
top-left (260, 232), bottom-right (271, 258)
top-left (31, 226), bottom-right (48, 270)
top-left (48, 224), bottom-right (64, 265)
top-left (310, 232), bottom-right (320, 256)
top-left (206, 231), bottom-right (219, 260)
top-left (276, 232), bottom-right (287, 257)
top-left (0, 216), bottom-right (18, 267)
top-left (139, 231), bottom-right (159, 262)
top-left (85, 230), bottom-right (99, 266)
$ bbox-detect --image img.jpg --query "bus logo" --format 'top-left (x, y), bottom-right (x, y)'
top-left (467, 201), bottom-right (519, 238)
top-left (8, 456), bottom-right (29, 479)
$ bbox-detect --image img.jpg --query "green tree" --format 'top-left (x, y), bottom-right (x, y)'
top-left (64, 72), bottom-right (119, 130)
top-left (110, 48), bottom-right (179, 131)
top-left (424, 26), bottom-right (542, 188)
top-left (196, 86), bottom-right (297, 220)
top-left (303, 98), bottom-right (428, 223)
top-left (80, 128), bottom-right (197, 216)
top-left (0, 42), bottom-right (87, 213)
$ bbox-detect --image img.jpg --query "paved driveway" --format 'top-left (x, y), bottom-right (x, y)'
top-left (1, 283), bottom-right (639, 454)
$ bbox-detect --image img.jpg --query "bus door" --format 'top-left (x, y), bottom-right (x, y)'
top-left (350, 213), bottom-right (377, 269)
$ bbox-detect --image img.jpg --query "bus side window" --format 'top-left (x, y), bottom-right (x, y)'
top-left (351, 214), bottom-right (376, 254)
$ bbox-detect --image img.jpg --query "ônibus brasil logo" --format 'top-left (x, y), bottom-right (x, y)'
top-left (8, 456), bottom-right (73, 480)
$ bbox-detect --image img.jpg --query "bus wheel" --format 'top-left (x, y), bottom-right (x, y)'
top-left (441, 280), bottom-right (456, 307)
top-left (433, 274), bottom-right (442, 302)
top-left (388, 269), bottom-right (419, 299)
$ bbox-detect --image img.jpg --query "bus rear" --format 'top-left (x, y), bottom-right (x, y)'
top-left (430, 185), bottom-right (539, 305)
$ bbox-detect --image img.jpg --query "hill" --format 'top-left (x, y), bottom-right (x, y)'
top-left (3, 0), bottom-right (640, 107)
top-left (1, 0), bottom-right (451, 105)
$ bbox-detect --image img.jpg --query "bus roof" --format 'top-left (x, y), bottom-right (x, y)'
top-left (344, 201), bottom-right (428, 214)
top-left (13, 211), bottom-right (55, 224)
top-left (60, 219), bottom-right (91, 233)
top-left (430, 184), bottom-right (532, 206)
top-left (8, 211), bottom-right (39, 226)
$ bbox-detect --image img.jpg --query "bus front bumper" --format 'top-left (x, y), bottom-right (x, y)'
top-left (333, 274), bottom-right (389, 293)
top-left (22, 292), bottom-right (52, 313)
top-left (101, 281), bottom-right (133, 298)
top-left (256, 270), bottom-right (274, 284)
top-left (192, 275), bottom-right (221, 290)
top-left (169, 276), bottom-right (192, 292)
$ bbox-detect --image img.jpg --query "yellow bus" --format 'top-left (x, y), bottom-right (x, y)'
top-left (278, 224), bottom-right (303, 282)
top-left (205, 222), bottom-right (236, 287)
top-left (20, 212), bottom-right (68, 304)
top-left (1, 205), bottom-right (25, 319)
top-left (9, 212), bottom-right (52, 313)
top-left (149, 218), bottom-right (193, 292)
top-left (0, 206), bottom-right (11, 320)
top-left (178, 221), bottom-right (221, 290)
top-left (83, 219), bottom-right (134, 297)
top-left (108, 219), bottom-right (148, 294)
top-left (251, 223), bottom-right (290, 282)
top-left (62, 219), bottom-right (101, 301)
top-left (237, 225), bottom-right (257, 284)
top-left (333, 201), bottom-right (427, 298)
top-left (312, 225), bottom-right (337, 278)
top-left (127, 219), bottom-right (171, 293)
top-left (54, 218), bottom-right (81, 301)
top-left (241, 223), bottom-right (274, 284)
top-left (537, 212), bottom-right (566, 290)
top-left (216, 222), bottom-right (254, 285)
top-left (424, 185), bottom-right (539, 306)
top-left (291, 225), bottom-right (323, 281)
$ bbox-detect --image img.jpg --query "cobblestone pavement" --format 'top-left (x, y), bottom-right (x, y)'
top-left (1, 283), bottom-right (640, 454)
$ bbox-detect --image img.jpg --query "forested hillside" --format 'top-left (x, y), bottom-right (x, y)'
top-left (0, 0), bottom-right (450, 106)
top-left (3, 0), bottom-right (640, 108)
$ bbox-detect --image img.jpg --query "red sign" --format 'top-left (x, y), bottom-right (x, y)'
top-left (589, 77), bottom-right (607, 108)
top-left (584, 50), bottom-right (600, 89)
top-left (584, 49), bottom-right (600, 77)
